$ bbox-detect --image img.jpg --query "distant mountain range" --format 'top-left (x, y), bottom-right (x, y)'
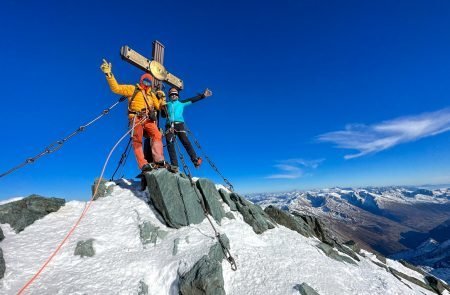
top-left (247, 186), bottom-right (450, 283)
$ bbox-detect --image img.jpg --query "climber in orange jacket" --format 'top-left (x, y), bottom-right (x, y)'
top-left (100, 59), bottom-right (167, 172)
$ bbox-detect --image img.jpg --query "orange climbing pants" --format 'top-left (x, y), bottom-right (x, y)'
top-left (130, 118), bottom-right (164, 169)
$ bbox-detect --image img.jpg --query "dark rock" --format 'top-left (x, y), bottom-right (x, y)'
top-left (0, 248), bottom-right (5, 279)
top-left (144, 169), bottom-right (205, 228)
top-left (196, 179), bottom-right (226, 224)
top-left (92, 178), bottom-right (113, 200)
top-left (375, 254), bottom-right (387, 264)
top-left (225, 212), bottom-right (235, 219)
top-left (343, 240), bottom-right (360, 253)
top-left (264, 205), bottom-right (313, 238)
top-left (179, 235), bottom-right (230, 295)
top-left (0, 227), bottom-right (4, 242)
top-left (399, 260), bottom-right (427, 276)
top-left (292, 211), bottom-right (362, 263)
top-left (137, 280), bottom-right (149, 295)
top-left (173, 238), bottom-right (180, 256)
top-left (372, 260), bottom-right (389, 271)
top-left (139, 221), bottom-right (167, 245)
top-left (230, 193), bottom-right (275, 234)
top-left (208, 235), bottom-right (230, 262)
top-left (425, 275), bottom-right (446, 294)
top-left (218, 189), bottom-right (237, 211)
top-left (316, 242), bottom-right (358, 265)
top-left (389, 267), bottom-right (435, 292)
top-left (294, 283), bottom-right (320, 295)
top-left (291, 211), bottom-right (335, 246)
top-left (0, 195), bottom-right (65, 233)
top-left (266, 207), bottom-right (360, 262)
top-left (74, 239), bottom-right (95, 258)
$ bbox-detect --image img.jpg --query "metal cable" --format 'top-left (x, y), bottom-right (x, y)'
top-left (1, 96), bottom-right (127, 179)
top-left (174, 137), bottom-right (237, 271)
top-left (184, 125), bottom-right (235, 192)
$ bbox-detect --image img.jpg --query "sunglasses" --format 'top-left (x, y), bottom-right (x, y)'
top-left (169, 93), bottom-right (179, 97)
top-left (142, 79), bottom-right (152, 86)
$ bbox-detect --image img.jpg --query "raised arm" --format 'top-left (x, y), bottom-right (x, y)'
top-left (100, 59), bottom-right (135, 97)
top-left (181, 88), bottom-right (213, 104)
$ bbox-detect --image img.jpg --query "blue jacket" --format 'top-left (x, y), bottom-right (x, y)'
top-left (166, 100), bottom-right (192, 123)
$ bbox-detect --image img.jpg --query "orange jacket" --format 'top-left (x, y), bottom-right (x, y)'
top-left (106, 75), bottom-right (161, 116)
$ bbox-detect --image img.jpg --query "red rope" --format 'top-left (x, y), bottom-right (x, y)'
top-left (17, 118), bottom-right (145, 294)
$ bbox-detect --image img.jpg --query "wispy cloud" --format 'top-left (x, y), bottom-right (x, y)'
top-left (317, 108), bottom-right (450, 159)
top-left (266, 158), bottom-right (324, 179)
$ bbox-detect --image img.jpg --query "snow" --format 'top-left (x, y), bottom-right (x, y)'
top-left (0, 181), bottom-right (440, 294)
top-left (0, 197), bottom-right (24, 206)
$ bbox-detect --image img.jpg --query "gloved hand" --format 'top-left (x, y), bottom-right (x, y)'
top-left (156, 90), bottom-right (166, 99)
top-left (202, 88), bottom-right (213, 97)
top-left (100, 59), bottom-right (112, 77)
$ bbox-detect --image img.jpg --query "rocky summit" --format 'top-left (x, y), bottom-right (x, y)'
top-left (0, 174), bottom-right (449, 294)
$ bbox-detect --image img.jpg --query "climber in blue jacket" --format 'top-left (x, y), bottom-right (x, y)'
top-left (163, 87), bottom-right (212, 168)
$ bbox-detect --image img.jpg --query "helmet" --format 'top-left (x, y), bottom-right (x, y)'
top-left (168, 88), bottom-right (179, 96)
top-left (140, 73), bottom-right (153, 88)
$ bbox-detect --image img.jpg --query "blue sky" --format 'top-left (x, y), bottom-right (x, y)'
top-left (1, 0), bottom-right (449, 200)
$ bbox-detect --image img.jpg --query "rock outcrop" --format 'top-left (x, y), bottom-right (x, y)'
top-left (144, 170), bottom-right (205, 228)
top-left (0, 248), bottom-right (5, 279)
top-left (294, 283), bottom-right (320, 295)
top-left (0, 195), bottom-right (65, 233)
top-left (196, 179), bottom-right (226, 224)
top-left (264, 205), bottom-right (315, 238)
top-left (179, 235), bottom-right (230, 295)
top-left (230, 193), bottom-right (275, 234)
top-left (92, 178), bottom-right (113, 200)
top-left (0, 227), bottom-right (4, 279)
top-left (139, 221), bottom-right (168, 246)
top-left (265, 206), bottom-right (360, 262)
top-left (137, 280), bottom-right (149, 295)
top-left (74, 239), bottom-right (95, 258)
top-left (144, 170), bottom-right (275, 234)
top-left (218, 189), bottom-right (237, 211)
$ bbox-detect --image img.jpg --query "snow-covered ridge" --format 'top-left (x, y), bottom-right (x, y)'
top-left (0, 180), bottom-right (448, 294)
top-left (247, 186), bottom-right (450, 209)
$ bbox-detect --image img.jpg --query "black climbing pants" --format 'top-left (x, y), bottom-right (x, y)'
top-left (165, 122), bottom-right (197, 167)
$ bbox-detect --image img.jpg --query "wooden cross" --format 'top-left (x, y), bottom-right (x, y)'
top-left (120, 41), bottom-right (184, 90)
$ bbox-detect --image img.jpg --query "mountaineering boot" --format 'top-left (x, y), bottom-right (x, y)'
top-left (166, 164), bottom-right (179, 173)
top-left (141, 163), bottom-right (154, 172)
top-left (154, 160), bottom-right (167, 168)
top-left (193, 157), bottom-right (202, 168)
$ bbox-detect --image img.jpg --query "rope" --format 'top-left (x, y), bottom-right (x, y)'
top-left (17, 116), bottom-right (146, 294)
top-left (184, 125), bottom-right (235, 192)
top-left (1, 96), bottom-right (128, 179)
top-left (109, 138), bottom-right (133, 181)
top-left (174, 138), bottom-right (237, 271)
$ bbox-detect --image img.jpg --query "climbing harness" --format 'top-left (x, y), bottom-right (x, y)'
top-left (0, 96), bottom-right (128, 179)
top-left (174, 137), bottom-right (237, 271)
top-left (17, 116), bottom-right (147, 294)
top-left (184, 124), bottom-right (235, 192)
